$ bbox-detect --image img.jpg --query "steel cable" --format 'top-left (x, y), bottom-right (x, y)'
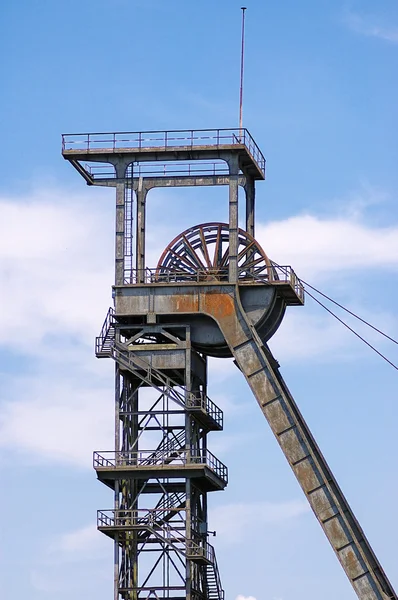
top-left (270, 262), bottom-right (398, 370)
top-left (299, 278), bottom-right (398, 346)
top-left (303, 288), bottom-right (398, 371)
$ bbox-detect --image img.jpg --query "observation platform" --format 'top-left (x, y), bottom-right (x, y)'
top-left (61, 128), bottom-right (266, 182)
top-left (93, 450), bottom-right (228, 492)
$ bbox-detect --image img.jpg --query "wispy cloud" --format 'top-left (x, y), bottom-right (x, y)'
top-left (343, 10), bottom-right (398, 44)
top-left (256, 211), bottom-right (398, 280)
top-left (31, 524), bottom-right (111, 594)
top-left (1, 185), bottom-right (398, 469)
top-left (210, 499), bottom-right (309, 543)
top-left (51, 524), bottom-right (107, 560)
top-left (0, 186), bottom-right (171, 468)
top-left (257, 202), bottom-right (398, 363)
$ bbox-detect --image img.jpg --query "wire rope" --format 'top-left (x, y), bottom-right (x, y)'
top-left (303, 288), bottom-right (398, 371)
top-left (270, 262), bottom-right (398, 370)
top-left (299, 278), bottom-right (398, 346)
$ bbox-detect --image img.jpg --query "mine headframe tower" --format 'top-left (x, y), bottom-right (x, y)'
top-left (63, 128), bottom-right (397, 600)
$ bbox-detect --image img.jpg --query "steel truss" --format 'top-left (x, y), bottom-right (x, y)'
top-left (96, 322), bottom-right (226, 600)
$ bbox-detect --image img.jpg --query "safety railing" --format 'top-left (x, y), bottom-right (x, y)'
top-left (98, 507), bottom-right (224, 598)
top-left (98, 508), bottom-right (215, 562)
top-left (93, 448), bottom-right (228, 484)
top-left (186, 392), bottom-right (223, 427)
top-left (141, 430), bottom-right (185, 466)
top-left (84, 161), bottom-right (230, 180)
top-left (124, 264), bottom-right (304, 300)
top-left (111, 345), bottom-right (224, 428)
top-left (61, 128), bottom-right (266, 174)
top-left (97, 507), bottom-right (185, 529)
top-left (125, 268), bottom-right (229, 284)
top-left (187, 538), bottom-right (214, 562)
top-left (95, 306), bottom-right (115, 356)
top-left (207, 545), bottom-right (225, 600)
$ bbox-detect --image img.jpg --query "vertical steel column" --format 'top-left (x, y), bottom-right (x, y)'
top-left (245, 175), bottom-right (255, 238)
top-left (115, 182), bottom-right (125, 286)
top-left (185, 327), bottom-right (192, 600)
top-left (228, 155), bottom-right (240, 283)
top-left (136, 177), bottom-right (147, 284)
top-left (114, 362), bottom-right (121, 600)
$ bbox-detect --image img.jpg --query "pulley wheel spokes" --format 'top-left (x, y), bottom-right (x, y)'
top-left (156, 222), bottom-right (273, 281)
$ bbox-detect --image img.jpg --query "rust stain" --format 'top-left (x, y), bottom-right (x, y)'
top-left (171, 293), bottom-right (199, 313)
top-left (343, 548), bottom-right (362, 578)
top-left (168, 290), bottom-right (235, 322)
top-left (295, 460), bottom-right (319, 493)
top-left (202, 292), bottom-right (235, 320)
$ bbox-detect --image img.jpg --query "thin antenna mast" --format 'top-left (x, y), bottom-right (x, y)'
top-left (239, 7), bottom-right (247, 132)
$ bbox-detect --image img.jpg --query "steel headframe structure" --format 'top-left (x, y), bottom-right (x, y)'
top-left (62, 128), bottom-right (397, 600)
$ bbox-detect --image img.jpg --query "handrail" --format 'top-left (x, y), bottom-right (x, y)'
top-left (97, 508), bottom-right (186, 529)
top-left (61, 128), bottom-right (266, 175)
top-left (121, 264), bottom-right (304, 301)
top-left (97, 507), bottom-right (224, 599)
top-left (98, 306), bottom-right (114, 338)
top-left (113, 345), bottom-right (192, 408)
top-left (95, 307), bottom-right (115, 355)
top-left (96, 334), bottom-right (224, 425)
top-left (93, 448), bottom-right (228, 483)
top-left (141, 430), bottom-right (185, 466)
top-left (210, 545), bottom-right (224, 600)
top-left (98, 508), bottom-right (215, 561)
top-left (86, 160), bottom-right (229, 180)
top-left (111, 344), bottom-right (223, 427)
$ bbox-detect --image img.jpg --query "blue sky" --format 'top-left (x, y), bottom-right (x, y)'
top-left (0, 1), bottom-right (398, 599)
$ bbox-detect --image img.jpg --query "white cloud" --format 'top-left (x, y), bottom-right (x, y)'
top-left (31, 523), bottom-right (111, 594)
top-left (343, 10), bottom-right (398, 44)
top-left (270, 309), bottom-right (352, 362)
top-left (0, 186), bottom-right (172, 467)
top-left (0, 186), bottom-right (170, 353)
top-left (236, 596), bottom-right (257, 600)
top-left (256, 209), bottom-right (398, 362)
top-left (1, 186), bottom-right (398, 469)
top-left (256, 214), bottom-right (398, 281)
top-left (210, 499), bottom-right (309, 544)
top-left (209, 357), bottom-right (237, 383)
top-left (0, 362), bottom-right (114, 467)
top-left (53, 523), bottom-right (107, 559)
top-left (0, 187), bottom-right (113, 350)
top-left (269, 304), bottom-right (398, 364)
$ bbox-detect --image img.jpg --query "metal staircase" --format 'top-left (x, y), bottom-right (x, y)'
top-left (95, 309), bottom-right (223, 429)
top-left (97, 507), bottom-right (225, 600)
top-left (206, 552), bottom-right (225, 600)
top-left (141, 430), bottom-right (186, 466)
top-left (138, 492), bottom-right (186, 542)
top-left (95, 306), bottom-right (115, 357)
top-left (94, 308), bottom-right (226, 598)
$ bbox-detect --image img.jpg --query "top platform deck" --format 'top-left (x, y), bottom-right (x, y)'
top-left (62, 128), bottom-right (266, 180)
